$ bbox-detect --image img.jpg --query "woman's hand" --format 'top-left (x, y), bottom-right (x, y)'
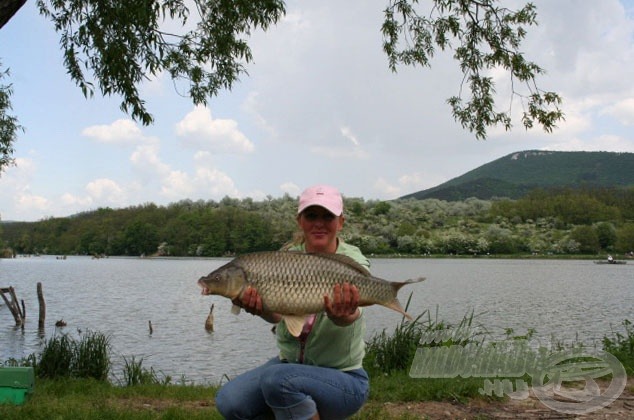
top-left (233, 286), bottom-right (281, 324)
top-left (233, 286), bottom-right (263, 315)
top-left (324, 282), bottom-right (360, 326)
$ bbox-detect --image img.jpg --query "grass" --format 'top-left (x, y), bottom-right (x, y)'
top-left (121, 356), bottom-right (171, 386)
top-left (0, 375), bottom-right (492, 419)
top-left (2, 314), bottom-right (633, 419)
top-left (0, 379), bottom-right (220, 420)
top-left (602, 319), bottom-right (634, 375)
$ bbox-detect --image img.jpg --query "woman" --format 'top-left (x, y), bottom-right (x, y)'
top-left (214, 184), bottom-right (370, 419)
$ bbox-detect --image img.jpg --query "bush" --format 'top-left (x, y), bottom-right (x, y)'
top-left (37, 331), bottom-right (111, 380)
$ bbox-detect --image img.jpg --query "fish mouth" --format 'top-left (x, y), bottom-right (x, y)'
top-left (198, 278), bottom-right (212, 295)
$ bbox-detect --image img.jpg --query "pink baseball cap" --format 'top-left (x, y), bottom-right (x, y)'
top-left (297, 184), bottom-right (343, 216)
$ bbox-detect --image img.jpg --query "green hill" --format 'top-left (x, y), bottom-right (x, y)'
top-left (401, 150), bottom-right (634, 201)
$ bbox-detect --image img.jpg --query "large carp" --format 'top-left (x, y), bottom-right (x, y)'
top-left (197, 251), bottom-right (425, 336)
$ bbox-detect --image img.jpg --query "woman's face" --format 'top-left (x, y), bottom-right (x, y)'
top-left (298, 205), bottom-right (344, 253)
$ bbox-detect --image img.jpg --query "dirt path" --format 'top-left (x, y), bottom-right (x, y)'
top-left (376, 378), bottom-right (634, 419)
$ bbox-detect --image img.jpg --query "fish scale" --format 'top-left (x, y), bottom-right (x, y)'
top-left (198, 251), bottom-right (425, 336)
top-left (238, 253), bottom-right (371, 311)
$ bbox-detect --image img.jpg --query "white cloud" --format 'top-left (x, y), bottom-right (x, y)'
top-left (16, 194), bottom-right (50, 214)
top-left (175, 106), bottom-right (255, 153)
top-left (397, 173), bottom-right (426, 192)
top-left (341, 126), bottom-right (360, 146)
top-left (85, 178), bottom-right (127, 204)
top-left (193, 150), bottom-right (213, 164)
top-left (545, 134), bottom-right (634, 152)
top-left (0, 158), bottom-right (52, 221)
top-left (553, 106), bottom-right (593, 136)
top-left (161, 170), bottom-right (195, 199)
top-left (157, 151), bottom-right (239, 201)
top-left (130, 144), bottom-right (171, 180)
top-left (371, 171), bottom-right (449, 199)
top-left (310, 146), bottom-right (369, 160)
top-left (373, 177), bottom-right (401, 198)
top-left (50, 178), bottom-right (128, 217)
top-left (242, 91), bottom-right (278, 139)
top-left (60, 193), bottom-right (93, 208)
top-left (194, 166), bottom-right (240, 197)
top-left (82, 119), bottom-right (156, 144)
top-left (280, 182), bottom-right (301, 197)
top-left (602, 98), bottom-right (634, 125)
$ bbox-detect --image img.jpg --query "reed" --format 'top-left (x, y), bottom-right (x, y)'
top-left (121, 355), bottom-right (169, 386)
top-left (73, 331), bottom-right (111, 380)
top-left (602, 319), bottom-right (634, 374)
top-left (37, 334), bottom-right (75, 379)
top-left (365, 296), bottom-right (484, 375)
top-left (34, 331), bottom-right (111, 380)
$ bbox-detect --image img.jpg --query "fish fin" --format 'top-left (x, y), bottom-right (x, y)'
top-left (383, 299), bottom-right (414, 321)
top-left (231, 304), bottom-right (241, 315)
top-left (283, 315), bottom-right (306, 337)
top-left (308, 252), bottom-right (371, 275)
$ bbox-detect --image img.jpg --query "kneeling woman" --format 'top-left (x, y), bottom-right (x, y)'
top-left (211, 185), bottom-right (370, 419)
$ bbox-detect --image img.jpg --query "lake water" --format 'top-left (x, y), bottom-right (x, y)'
top-left (1, 256), bottom-right (632, 384)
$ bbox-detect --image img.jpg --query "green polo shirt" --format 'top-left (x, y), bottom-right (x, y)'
top-left (276, 241), bottom-right (369, 371)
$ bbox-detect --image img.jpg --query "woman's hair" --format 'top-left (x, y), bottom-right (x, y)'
top-left (280, 230), bottom-right (305, 251)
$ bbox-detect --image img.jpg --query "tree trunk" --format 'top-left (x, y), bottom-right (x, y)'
top-left (0, 0), bottom-right (26, 30)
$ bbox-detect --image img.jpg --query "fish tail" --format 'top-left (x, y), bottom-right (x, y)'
top-left (384, 277), bottom-right (425, 320)
top-left (400, 277), bottom-right (426, 288)
top-left (390, 277), bottom-right (425, 294)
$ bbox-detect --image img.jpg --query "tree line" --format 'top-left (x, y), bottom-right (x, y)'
top-left (1, 188), bottom-right (633, 258)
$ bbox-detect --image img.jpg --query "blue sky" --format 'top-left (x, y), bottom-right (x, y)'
top-left (1, 0), bottom-right (634, 222)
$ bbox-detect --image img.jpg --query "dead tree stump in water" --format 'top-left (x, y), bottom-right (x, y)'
top-left (37, 282), bottom-right (46, 330)
top-left (205, 304), bottom-right (214, 332)
top-left (0, 286), bottom-right (25, 327)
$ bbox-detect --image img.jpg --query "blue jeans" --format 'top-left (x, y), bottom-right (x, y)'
top-left (215, 357), bottom-right (369, 419)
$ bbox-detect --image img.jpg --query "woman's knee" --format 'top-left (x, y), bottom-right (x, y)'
top-left (214, 385), bottom-right (235, 417)
top-left (215, 381), bottom-right (254, 418)
top-left (259, 366), bottom-right (285, 390)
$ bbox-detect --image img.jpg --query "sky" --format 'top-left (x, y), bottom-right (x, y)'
top-left (1, 0), bottom-right (634, 222)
